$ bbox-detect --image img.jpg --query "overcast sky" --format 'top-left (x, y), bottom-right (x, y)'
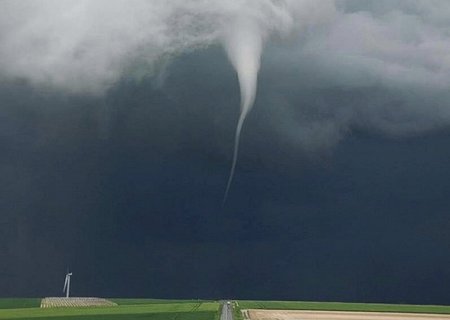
top-left (1, 0), bottom-right (450, 303)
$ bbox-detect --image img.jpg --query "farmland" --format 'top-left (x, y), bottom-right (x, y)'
top-left (246, 309), bottom-right (450, 320)
top-left (238, 300), bottom-right (450, 314)
top-left (1, 298), bottom-right (450, 320)
top-left (0, 299), bottom-right (219, 320)
top-left (236, 301), bottom-right (450, 320)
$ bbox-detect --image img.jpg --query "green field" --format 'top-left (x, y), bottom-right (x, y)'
top-left (0, 299), bottom-right (41, 309)
top-left (2, 298), bottom-right (450, 319)
top-left (110, 298), bottom-right (213, 305)
top-left (237, 300), bottom-right (450, 315)
top-left (0, 300), bottom-right (219, 320)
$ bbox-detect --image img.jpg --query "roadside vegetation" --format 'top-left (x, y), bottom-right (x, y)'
top-left (215, 302), bottom-right (223, 320)
top-left (232, 301), bottom-right (244, 320)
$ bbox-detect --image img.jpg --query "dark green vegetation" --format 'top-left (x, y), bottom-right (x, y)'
top-left (238, 300), bottom-right (450, 314)
top-left (111, 299), bottom-right (213, 305)
top-left (232, 302), bottom-right (244, 320)
top-left (0, 300), bottom-right (219, 320)
top-left (0, 299), bottom-right (41, 309)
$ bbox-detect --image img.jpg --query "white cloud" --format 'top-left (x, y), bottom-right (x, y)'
top-left (1, 0), bottom-right (450, 145)
top-left (0, 0), bottom-right (332, 93)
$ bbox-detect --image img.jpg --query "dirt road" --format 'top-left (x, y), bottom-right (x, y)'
top-left (246, 309), bottom-right (450, 320)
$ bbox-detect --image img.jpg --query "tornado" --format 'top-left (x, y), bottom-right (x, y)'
top-left (222, 18), bottom-right (263, 205)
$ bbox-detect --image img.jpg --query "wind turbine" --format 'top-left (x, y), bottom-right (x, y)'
top-left (63, 271), bottom-right (73, 298)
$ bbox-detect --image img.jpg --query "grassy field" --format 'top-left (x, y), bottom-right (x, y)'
top-left (2, 298), bottom-right (450, 319)
top-left (0, 300), bottom-right (219, 320)
top-left (111, 298), bottom-right (213, 305)
top-left (237, 300), bottom-right (450, 315)
top-left (0, 299), bottom-right (41, 309)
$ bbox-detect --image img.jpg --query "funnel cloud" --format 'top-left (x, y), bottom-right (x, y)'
top-left (222, 18), bottom-right (263, 204)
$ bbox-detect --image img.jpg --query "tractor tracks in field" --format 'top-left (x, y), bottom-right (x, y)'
top-left (190, 302), bottom-right (202, 312)
top-left (172, 301), bottom-right (203, 320)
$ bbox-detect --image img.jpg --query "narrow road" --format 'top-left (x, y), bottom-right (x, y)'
top-left (221, 301), bottom-right (233, 320)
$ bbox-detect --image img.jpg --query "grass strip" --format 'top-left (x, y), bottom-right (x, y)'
top-left (110, 299), bottom-right (210, 306)
top-left (0, 299), bottom-right (41, 309)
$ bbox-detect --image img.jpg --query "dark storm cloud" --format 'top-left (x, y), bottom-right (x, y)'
top-left (1, 0), bottom-right (450, 304)
top-left (1, 48), bottom-right (450, 303)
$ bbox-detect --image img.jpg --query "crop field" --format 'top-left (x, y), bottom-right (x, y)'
top-left (0, 299), bottom-right (220, 320)
top-left (41, 297), bottom-right (118, 308)
top-left (110, 298), bottom-right (214, 305)
top-left (237, 301), bottom-right (450, 320)
top-left (238, 300), bottom-right (450, 314)
top-left (245, 309), bottom-right (450, 320)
